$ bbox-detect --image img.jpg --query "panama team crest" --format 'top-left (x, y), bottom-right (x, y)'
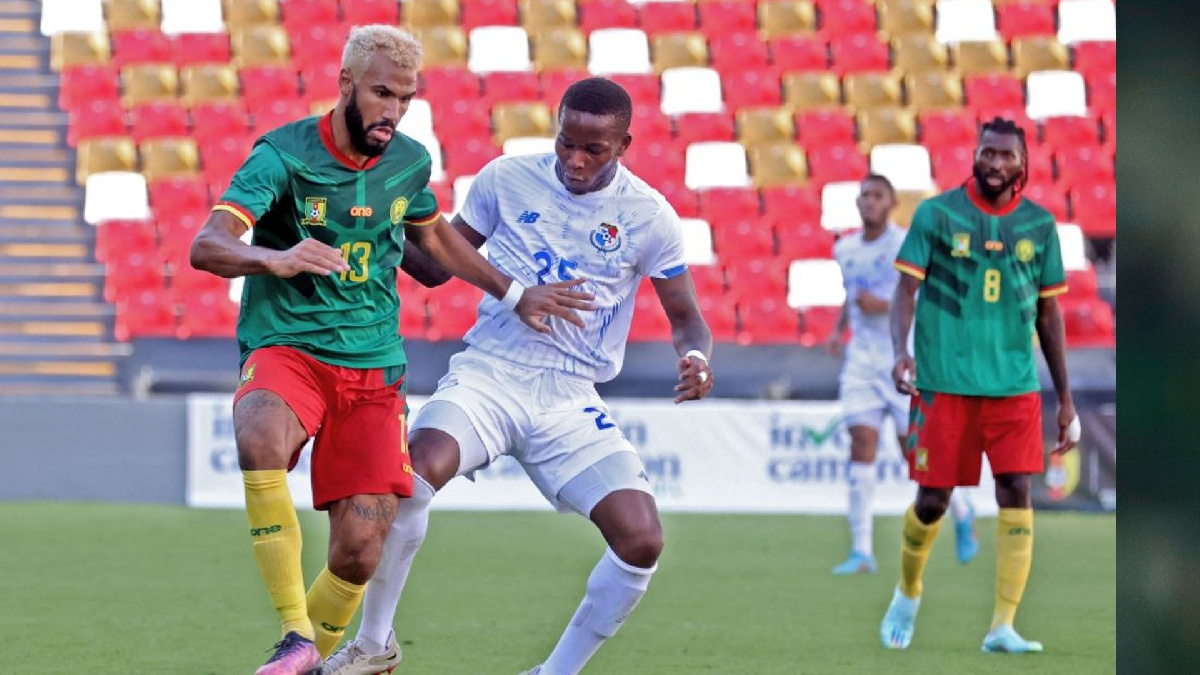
top-left (302, 197), bottom-right (327, 227)
top-left (590, 222), bottom-right (622, 253)
top-left (1015, 238), bottom-right (1035, 263)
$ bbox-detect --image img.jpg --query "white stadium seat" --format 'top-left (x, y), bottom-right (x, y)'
top-left (502, 137), bottom-right (557, 156)
top-left (684, 142), bottom-right (751, 190)
top-left (679, 218), bottom-right (717, 266)
top-left (820, 181), bottom-right (863, 233)
top-left (870, 144), bottom-right (935, 192)
top-left (40, 0), bottom-right (105, 35)
top-left (1057, 223), bottom-right (1089, 272)
top-left (588, 29), bottom-right (652, 75)
top-left (84, 172), bottom-right (150, 224)
top-left (468, 26), bottom-right (532, 73)
top-left (1026, 70), bottom-right (1088, 120)
top-left (160, 0), bottom-right (226, 35)
top-left (787, 259), bottom-right (846, 309)
top-left (935, 0), bottom-right (998, 44)
top-left (1057, 0), bottom-right (1117, 44)
top-left (660, 67), bottom-right (724, 115)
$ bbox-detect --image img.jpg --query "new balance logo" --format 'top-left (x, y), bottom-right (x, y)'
top-left (516, 211), bottom-right (541, 224)
top-left (250, 524), bottom-right (282, 537)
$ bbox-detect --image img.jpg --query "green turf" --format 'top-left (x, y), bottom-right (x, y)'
top-left (0, 503), bottom-right (1113, 674)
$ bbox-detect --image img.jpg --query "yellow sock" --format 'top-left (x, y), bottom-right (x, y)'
top-left (243, 470), bottom-right (313, 640)
top-left (992, 508), bottom-right (1034, 629)
top-left (899, 505), bottom-right (942, 599)
top-left (307, 567), bottom-right (366, 658)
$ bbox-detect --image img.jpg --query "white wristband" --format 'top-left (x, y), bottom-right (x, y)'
top-left (500, 280), bottom-right (525, 311)
top-left (684, 349), bottom-right (708, 364)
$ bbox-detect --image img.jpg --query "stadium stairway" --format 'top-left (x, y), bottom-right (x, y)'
top-left (0, 0), bottom-right (129, 396)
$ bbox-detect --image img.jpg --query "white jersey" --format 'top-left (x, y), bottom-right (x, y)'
top-left (458, 154), bottom-right (688, 382)
top-left (833, 223), bottom-right (906, 369)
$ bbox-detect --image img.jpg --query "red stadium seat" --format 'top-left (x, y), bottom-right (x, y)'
top-left (427, 181), bottom-right (453, 214)
top-left (280, 0), bottom-right (339, 30)
top-left (1073, 41), bottom-right (1115, 80)
top-left (104, 251), bottom-right (167, 303)
top-left (1056, 145), bottom-right (1114, 190)
top-left (432, 98), bottom-right (493, 139)
top-left (997, 2), bottom-right (1058, 41)
top-left (1070, 182), bottom-right (1116, 238)
top-left (427, 279), bottom-right (484, 339)
top-left (929, 143), bottom-right (974, 190)
top-left (482, 71), bottom-right (542, 105)
top-left (1088, 70), bottom-right (1116, 114)
top-left (253, 98), bottom-right (310, 133)
top-left (761, 184), bottom-right (822, 221)
top-left (95, 219), bottom-right (157, 263)
top-left (807, 144), bottom-right (869, 189)
top-left (157, 215), bottom-right (207, 263)
top-left (1022, 182), bottom-right (1070, 222)
top-left (1061, 297), bottom-right (1115, 348)
top-left (541, 68), bottom-right (592, 108)
top-left (177, 291), bottom-right (239, 339)
top-left (130, 101), bottom-right (190, 142)
top-left (770, 36), bottom-right (828, 71)
top-left (674, 112), bottom-right (735, 144)
top-left (964, 73), bottom-right (1025, 110)
top-left (687, 265), bottom-right (727, 297)
top-left (721, 68), bottom-right (783, 109)
top-left (712, 219), bottom-right (776, 263)
top-left (796, 108), bottom-right (856, 146)
top-left (442, 136), bottom-right (502, 178)
top-left (398, 296), bottom-right (428, 338)
top-left (58, 64), bottom-right (120, 113)
top-left (191, 101), bottom-right (252, 145)
top-left (1042, 114), bottom-right (1101, 150)
top-left (629, 104), bottom-right (673, 142)
top-left (1100, 110), bottom-right (1115, 156)
top-left (149, 177), bottom-right (211, 213)
top-left (799, 305), bottom-right (840, 345)
top-left (709, 31), bottom-right (771, 71)
top-left (629, 292), bottom-right (673, 342)
top-left (343, 0), bottom-right (401, 24)
top-left (1066, 267), bottom-right (1099, 301)
top-left (577, 0), bottom-right (639, 32)
top-left (608, 74), bottom-right (661, 106)
top-left (460, 0), bottom-right (519, 30)
top-left (638, 2), bottom-right (697, 33)
top-left (115, 289), bottom-right (178, 340)
top-left (698, 294), bottom-right (740, 341)
top-left (819, 0), bottom-right (877, 38)
top-left (169, 261), bottom-right (233, 296)
top-left (776, 221), bottom-right (835, 260)
top-left (698, 187), bottom-right (762, 222)
top-left (420, 67), bottom-right (483, 106)
top-left (240, 65), bottom-right (301, 109)
top-left (200, 133), bottom-right (257, 187)
top-left (725, 257), bottom-right (789, 298)
top-left (698, 2), bottom-right (757, 36)
top-left (919, 109), bottom-right (978, 149)
top-left (68, 99), bottom-right (127, 147)
top-left (1026, 143), bottom-right (1055, 184)
top-left (111, 29), bottom-right (173, 67)
top-left (621, 139), bottom-right (686, 186)
top-left (655, 181), bottom-right (700, 217)
top-left (173, 33), bottom-right (231, 67)
top-left (738, 296), bottom-right (800, 344)
top-left (285, 23), bottom-right (347, 72)
top-left (830, 34), bottom-right (890, 74)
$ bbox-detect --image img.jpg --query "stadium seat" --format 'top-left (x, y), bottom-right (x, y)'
top-left (58, 64), bottom-right (119, 112)
top-left (893, 189), bottom-right (935, 227)
top-left (843, 72), bottom-right (903, 110)
top-left (608, 74), bottom-right (662, 106)
top-left (239, 65), bottom-right (301, 108)
top-left (173, 33), bottom-right (232, 67)
top-left (795, 108), bottom-right (856, 146)
top-left (736, 107), bottom-right (797, 146)
top-left (1042, 114), bottom-right (1101, 150)
top-left (253, 99), bottom-right (309, 132)
top-left (964, 73), bottom-right (1024, 110)
top-left (41, 0), bottom-right (105, 34)
top-left (920, 109), bottom-right (978, 148)
top-left (651, 32), bottom-right (710, 73)
top-left (578, 0), bottom-right (639, 32)
top-left (786, 258), bottom-right (845, 307)
top-left (421, 67), bottom-right (483, 107)
top-left (799, 305), bottom-right (842, 344)
top-left (1088, 70), bottom-right (1116, 114)
top-left (482, 71), bottom-right (542, 105)
top-left (758, 0), bottom-right (818, 39)
top-left (661, 67), bottom-right (724, 115)
top-left (656, 181), bottom-right (700, 217)
top-left (878, 0), bottom-right (936, 38)
top-left (762, 183), bottom-right (822, 221)
top-left (285, 24), bottom-right (346, 72)
top-left (1065, 266), bottom-right (1099, 301)
top-left (807, 144), bottom-right (869, 189)
top-left (820, 0), bottom-right (878, 38)
top-left (727, 257), bottom-right (790, 298)
top-left (120, 63), bottom-right (180, 106)
top-left (629, 291), bottom-right (673, 341)
top-left (929, 143), bottom-right (973, 189)
top-left (413, 27), bottom-right (469, 69)
top-left (776, 220), bottom-right (835, 259)
top-left (462, 0), bottom-right (521, 30)
top-left (1070, 182), bottom-right (1116, 238)
top-left (722, 68), bottom-right (783, 110)
top-left (639, 2), bottom-right (698, 34)
top-left (492, 102), bottom-right (554, 145)
top-left (156, 213), bottom-right (206, 263)
top-left (1026, 70), bottom-right (1088, 119)
top-left (1022, 182), bottom-right (1070, 222)
top-left (893, 34), bottom-right (950, 74)
top-left (1058, 223), bottom-right (1090, 272)
top-left (748, 142), bottom-right (809, 188)
top-left (443, 137), bottom-right (502, 179)
top-left (857, 107), bottom-right (918, 148)
top-left (76, 137), bottom-right (138, 185)
top-left (629, 104), bottom-right (674, 141)
top-left (231, 25), bottom-right (291, 67)
top-left (469, 26), bottom-right (532, 73)
top-left (685, 142), bottom-right (751, 189)
top-left (1060, 296), bottom-right (1115, 347)
top-left (871, 144), bottom-right (934, 192)
top-left (698, 187), bottom-right (762, 222)
top-left (699, 1), bottom-right (758, 37)
top-left (831, 34), bottom-right (891, 74)
top-left (1073, 41), bottom-right (1116, 80)
top-left (114, 289), bottom-right (177, 340)
top-left (541, 68), bottom-right (591, 108)
top-left (675, 112), bottom-right (735, 144)
top-left (177, 291), bottom-right (239, 339)
top-left (111, 29), bottom-right (174, 67)
top-left (935, 0), bottom-right (999, 44)
top-left (140, 138), bottom-right (201, 182)
top-left (398, 100), bottom-right (437, 146)
top-left (588, 29), bottom-right (653, 75)
top-left (697, 294), bottom-right (740, 341)
top-left (129, 101), bottom-right (190, 142)
top-left (680, 218), bottom-right (717, 265)
top-left (343, 0), bottom-right (401, 24)
top-left (906, 71), bottom-right (965, 110)
top-left (781, 71), bottom-right (841, 111)
top-left (1012, 36), bottom-right (1070, 77)
top-left (1057, 0), bottom-right (1117, 44)
top-left (68, 99), bottom-right (127, 147)
top-left (1057, 145), bottom-right (1114, 190)
top-left (105, 249), bottom-right (167, 301)
top-left (279, 0), bottom-right (338, 30)
top-left (687, 265), bottom-right (727, 297)
top-left (407, 0), bottom-right (462, 26)
top-left (952, 40), bottom-right (1011, 75)
top-left (502, 136), bottom-right (556, 156)
top-left (50, 32), bottom-right (111, 70)
top-left (998, 2), bottom-right (1058, 41)
top-left (95, 219), bottom-right (157, 263)
top-left (531, 28), bottom-right (590, 70)
top-left (160, 0), bottom-right (225, 36)
top-left (710, 31), bottom-right (771, 71)
top-left (770, 36), bottom-right (829, 72)
top-left (149, 176), bottom-right (211, 214)
top-left (738, 296), bottom-right (801, 344)
top-left (225, 0), bottom-right (281, 29)
top-left (84, 171), bottom-right (151, 223)
top-left (180, 64), bottom-right (240, 106)
top-left (621, 139), bottom-right (687, 185)
top-left (819, 181), bottom-right (863, 231)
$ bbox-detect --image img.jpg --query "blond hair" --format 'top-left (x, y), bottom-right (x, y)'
top-left (341, 25), bottom-right (422, 80)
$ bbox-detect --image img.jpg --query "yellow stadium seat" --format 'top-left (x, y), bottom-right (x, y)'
top-left (893, 189), bottom-right (937, 227)
top-left (413, 26), bottom-right (468, 68)
top-left (121, 63), bottom-right (180, 106)
top-left (905, 71), bottom-right (963, 110)
top-left (531, 28), bottom-right (588, 70)
top-left (652, 32), bottom-right (709, 73)
top-left (878, 0), bottom-right (935, 38)
top-left (758, 0), bottom-right (817, 39)
top-left (856, 106), bottom-right (917, 149)
top-left (892, 34), bottom-right (949, 74)
top-left (844, 72), bottom-right (902, 110)
top-left (749, 142), bottom-right (809, 188)
top-left (140, 137), bottom-right (201, 182)
top-left (50, 32), bottom-right (111, 71)
top-left (105, 0), bottom-right (162, 32)
top-left (952, 41), bottom-right (1010, 75)
top-left (521, 0), bottom-right (577, 30)
top-left (231, 25), bottom-right (291, 67)
top-left (180, 64), bottom-right (240, 105)
top-left (736, 107), bottom-right (796, 147)
top-left (1012, 36), bottom-right (1070, 78)
top-left (406, 0), bottom-right (461, 27)
top-left (223, 0), bottom-right (279, 30)
top-left (492, 102), bottom-right (554, 145)
top-left (76, 137), bottom-right (138, 185)
top-left (782, 71), bottom-right (842, 111)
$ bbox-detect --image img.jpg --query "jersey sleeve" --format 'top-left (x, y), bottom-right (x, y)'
top-left (894, 202), bottom-right (934, 281)
top-left (212, 141), bottom-right (289, 228)
top-left (635, 204), bottom-right (688, 279)
top-left (457, 158), bottom-right (501, 237)
top-left (1038, 223), bottom-right (1069, 298)
top-left (403, 186), bottom-right (440, 226)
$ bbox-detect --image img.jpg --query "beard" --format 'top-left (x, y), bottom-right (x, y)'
top-left (344, 90), bottom-right (393, 158)
top-left (972, 165), bottom-right (1021, 200)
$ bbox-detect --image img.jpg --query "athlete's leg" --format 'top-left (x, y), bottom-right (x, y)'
top-left (834, 419), bottom-right (881, 574)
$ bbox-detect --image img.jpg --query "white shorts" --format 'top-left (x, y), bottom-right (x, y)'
top-left (839, 360), bottom-right (911, 435)
top-left (411, 349), bottom-right (651, 514)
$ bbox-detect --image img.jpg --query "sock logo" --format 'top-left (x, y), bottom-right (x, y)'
top-left (321, 622), bottom-right (347, 633)
top-left (250, 524), bottom-right (282, 537)
top-left (1007, 527), bottom-right (1032, 536)
top-left (904, 535), bottom-right (923, 548)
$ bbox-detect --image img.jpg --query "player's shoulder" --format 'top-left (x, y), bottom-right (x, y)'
top-left (612, 164), bottom-right (677, 219)
top-left (1013, 194), bottom-right (1058, 230)
top-left (258, 115), bottom-right (321, 152)
top-left (833, 229), bottom-right (863, 256)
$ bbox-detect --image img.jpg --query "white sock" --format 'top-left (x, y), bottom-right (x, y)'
top-left (847, 461), bottom-right (876, 556)
top-left (540, 548), bottom-right (656, 675)
top-left (949, 487), bottom-right (972, 522)
top-left (356, 474), bottom-right (436, 654)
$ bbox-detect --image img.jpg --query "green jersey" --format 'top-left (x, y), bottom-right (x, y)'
top-left (894, 184), bottom-right (1068, 397)
top-left (214, 112), bottom-right (440, 369)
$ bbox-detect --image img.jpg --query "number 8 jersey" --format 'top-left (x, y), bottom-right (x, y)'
top-left (458, 154), bottom-right (688, 383)
top-left (214, 112), bottom-right (440, 369)
top-left (894, 182), bottom-right (1068, 397)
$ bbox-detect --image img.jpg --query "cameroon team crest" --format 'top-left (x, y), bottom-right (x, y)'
top-left (302, 197), bottom-right (327, 227)
top-left (239, 364), bottom-right (256, 388)
top-left (951, 233), bottom-right (971, 258)
top-left (1015, 238), bottom-right (1035, 263)
top-left (390, 197), bottom-right (409, 225)
top-left (590, 222), bottom-right (622, 253)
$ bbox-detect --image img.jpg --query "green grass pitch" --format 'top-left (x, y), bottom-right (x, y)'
top-left (0, 503), bottom-right (1113, 674)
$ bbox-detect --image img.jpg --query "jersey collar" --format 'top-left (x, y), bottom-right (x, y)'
top-left (319, 111), bottom-right (383, 171)
top-left (966, 179), bottom-right (1022, 217)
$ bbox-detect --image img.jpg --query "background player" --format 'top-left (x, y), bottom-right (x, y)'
top-left (878, 118), bottom-right (1080, 653)
top-left (323, 77), bottom-right (714, 675)
top-left (826, 174), bottom-right (978, 575)
top-left (189, 25), bottom-right (590, 675)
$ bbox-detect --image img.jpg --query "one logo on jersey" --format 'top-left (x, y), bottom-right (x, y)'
top-left (302, 197), bottom-right (327, 227)
top-left (590, 222), bottom-right (622, 253)
top-left (239, 364), bottom-right (256, 388)
top-left (985, 240), bottom-right (1005, 252)
top-left (350, 205), bottom-right (373, 217)
top-left (914, 448), bottom-right (929, 471)
top-left (516, 210), bottom-right (540, 224)
top-left (389, 197), bottom-right (409, 225)
top-left (1015, 238), bottom-right (1035, 262)
top-left (951, 233), bottom-right (971, 258)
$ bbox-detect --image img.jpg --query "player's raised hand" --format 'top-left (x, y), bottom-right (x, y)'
top-left (892, 354), bottom-right (917, 396)
top-left (1053, 400), bottom-right (1081, 455)
top-left (673, 353), bottom-right (713, 404)
top-left (267, 239), bottom-right (350, 278)
top-left (514, 278), bottom-right (596, 334)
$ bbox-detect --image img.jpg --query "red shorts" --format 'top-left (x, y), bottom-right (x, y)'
top-left (906, 391), bottom-right (1044, 488)
top-left (233, 346), bottom-right (413, 509)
